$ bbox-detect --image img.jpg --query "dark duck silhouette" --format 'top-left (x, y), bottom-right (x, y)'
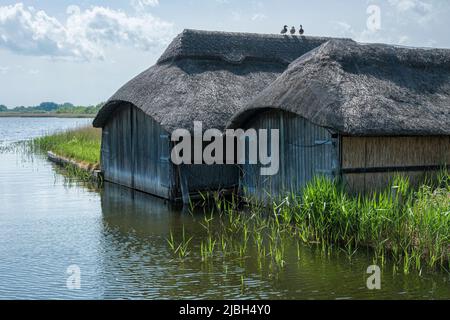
top-left (299, 25), bottom-right (304, 35)
top-left (290, 26), bottom-right (296, 35)
top-left (280, 25), bottom-right (288, 35)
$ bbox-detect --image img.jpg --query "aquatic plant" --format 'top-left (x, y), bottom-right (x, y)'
top-left (167, 227), bottom-right (193, 259)
top-left (187, 171), bottom-right (449, 273)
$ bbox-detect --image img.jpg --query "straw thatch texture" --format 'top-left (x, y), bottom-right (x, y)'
top-left (94, 30), bottom-right (336, 132)
top-left (229, 39), bottom-right (450, 136)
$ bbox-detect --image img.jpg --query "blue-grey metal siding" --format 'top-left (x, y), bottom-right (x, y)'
top-left (179, 164), bottom-right (239, 192)
top-left (242, 110), bottom-right (336, 200)
top-left (101, 105), bottom-right (173, 199)
top-left (132, 108), bottom-right (174, 199)
top-left (101, 104), bottom-right (239, 201)
top-left (101, 106), bottom-right (134, 189)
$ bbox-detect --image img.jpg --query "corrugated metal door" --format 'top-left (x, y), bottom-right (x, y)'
top-left (132, 108), bottom-right (173, 199)
top-left (102, 105), bottom-right (134, 189)
top-left (242, 110), bottom-right (334, 200)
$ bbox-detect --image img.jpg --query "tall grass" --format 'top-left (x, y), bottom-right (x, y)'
top-left (275, 173), bottom-right (449, 271)
top-left (171, 171), bottom-right (450, 273)
top-left (32, 126), bottom-right (101, 167)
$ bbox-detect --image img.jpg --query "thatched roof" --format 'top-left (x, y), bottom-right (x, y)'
top-left (229, 39), bottom-right (450, 136)
top-left (158, 29), bottom-right (333, 65)
top-left (93, 29), bottom-right (335, 131)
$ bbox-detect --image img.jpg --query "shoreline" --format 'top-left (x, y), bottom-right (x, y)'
top-left (31, 126), bottom-right (102, 181)
top-left (0, 113), bottom-right (95, 118)
top-left (47, 151), bottom-right (103, 183)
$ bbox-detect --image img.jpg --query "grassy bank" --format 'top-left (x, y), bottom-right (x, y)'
top-left (170, 173), bottom-right (449, 273)
top-left (33, 126), bottom-right (101, 168)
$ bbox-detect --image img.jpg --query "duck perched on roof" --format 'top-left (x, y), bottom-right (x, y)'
top-left (290, 26), bottom-right (296, 35)
top-left (280, 25), bottom-right (288, 35)
top-left (299, 25), bottom-right (304, 35)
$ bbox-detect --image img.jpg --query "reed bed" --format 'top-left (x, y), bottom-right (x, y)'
top-left (167, 171), bottom-right (450, 274)
top-left (28, 128), bottom-right (449, 272)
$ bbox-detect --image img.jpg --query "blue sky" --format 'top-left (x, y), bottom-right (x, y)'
top-left (0, 0), bottom-right (449, 107)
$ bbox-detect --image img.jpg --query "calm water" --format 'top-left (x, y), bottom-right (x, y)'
top-left (0, 117), bottom-right (449, 300)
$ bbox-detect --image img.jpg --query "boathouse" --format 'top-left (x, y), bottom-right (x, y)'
top-left (228, 39), bottom-right (450, 199)
top-left (93, 29), bottom-right (333, 201)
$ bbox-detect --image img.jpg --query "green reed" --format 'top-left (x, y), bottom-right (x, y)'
top-left (182, 170), bottom-right (449, 274)
top-left (167, 226), bottom-right (193, 260)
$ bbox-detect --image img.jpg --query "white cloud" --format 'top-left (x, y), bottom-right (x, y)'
top-left (130, 0), bottom-right (159, 11)
top-left (251, 13), bottom-right (267, 21)
top-left (0, 66), bottom-right (8, 74)
top-left (398, 35), bottom-right (410, 45)
top-left (334, 21), bottom-right (353, 34)
top-left (231, 11), bottom-right (241, 21)
top-left (387, 0), bottom-right (435, 26)
top-left (333, 20), bottom-right (410, 46)
top-left (388, 0), bottom-right (432, 14)
top-left (331, 0), bottom-right (443, 46)
top-left (0, 3), bottom-right (173, 61)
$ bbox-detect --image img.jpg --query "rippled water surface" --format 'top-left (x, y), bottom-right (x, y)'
top-left (0, 117), bottom-right (449, 300)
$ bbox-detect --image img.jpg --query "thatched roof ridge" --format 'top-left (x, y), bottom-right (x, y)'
top-left (93, 30), bottom-right (339, 131)
top-left (158, 29), bottom-right (335, 65)
top-left (229, 39), bottom-right (450, 136)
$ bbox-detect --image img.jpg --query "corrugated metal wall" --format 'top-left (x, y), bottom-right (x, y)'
top-left (179, 164), bottom-right (239, 192)
top-left (101, 105), bottom-right (173, 199)
top-left (242, 110), bottom-right (336, 200)
top-left (101, 104), bottom-right (239, 201)
top-left (101, 106), bottom-right (134, 189)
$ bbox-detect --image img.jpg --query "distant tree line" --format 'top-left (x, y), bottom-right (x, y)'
top-left (0, 102), bottom-right (104, 115)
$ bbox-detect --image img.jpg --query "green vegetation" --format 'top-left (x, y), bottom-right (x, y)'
top-left (0, 102), bottom-right (104, 116)
top-left (167, 172), bottom-right (450, 274)
top-left (167, 227), bottom-right (193, 259)
top-left (291, 174), bottom-right (449, 271)
top-left (32, 126), bottom-right (101, 167)
top-left (28, 124), bottom-right (449, 273)
top-left (55, 104), bottom-right (103, 115)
